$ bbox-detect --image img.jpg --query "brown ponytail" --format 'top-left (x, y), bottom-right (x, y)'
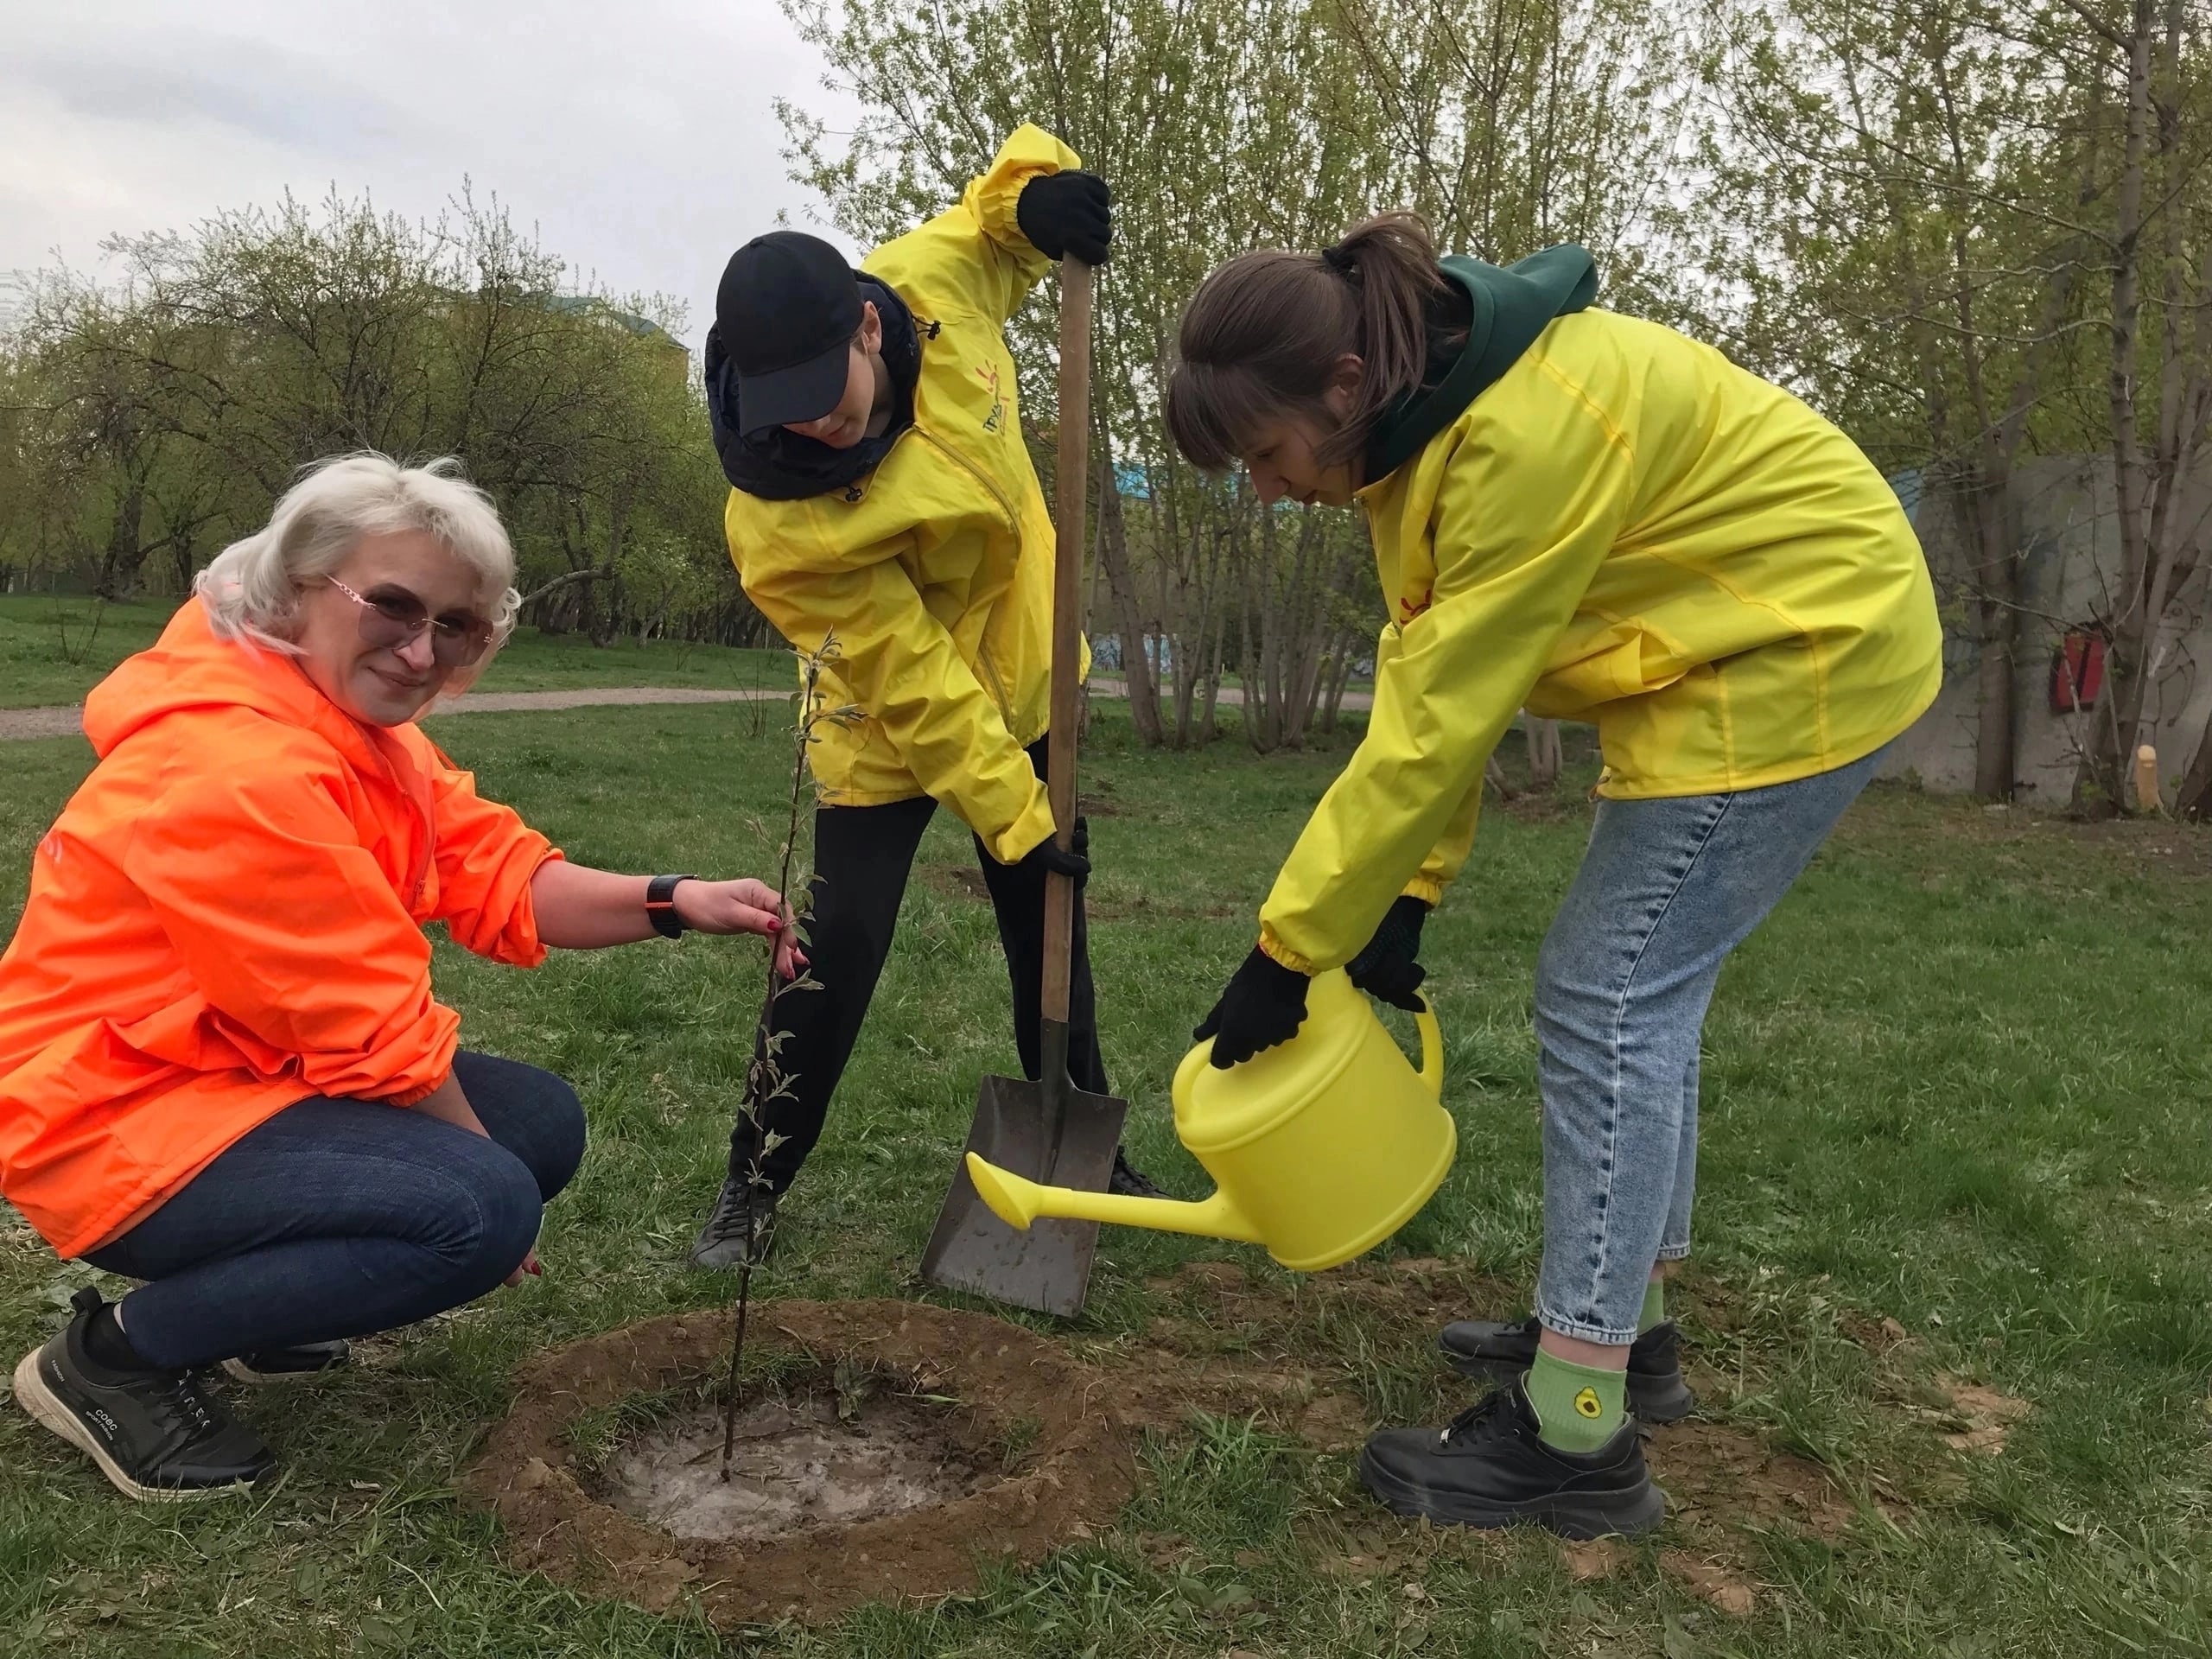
top-left (1166, 212), bottom-right (1445, 473)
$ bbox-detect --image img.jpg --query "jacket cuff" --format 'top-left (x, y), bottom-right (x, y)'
top-left (979, 785), bottom-right (1058, 867)
top-left (1402, 874), bottom-right (1446, 906)
top-left (1256, 925), bottom-right (1318, 976)
top-left (973, 124), bottom-right (1082, 254)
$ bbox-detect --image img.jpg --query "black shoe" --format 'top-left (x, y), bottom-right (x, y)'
top-left (13, 1289), bottom-right (275, 1502)
top-left (1109, 1147), bottom-right (1164, 1198)
top-left (690, 1175), bottom-right (779, 1269)
top-left (1358, 1380), bottom-right (1665, 1538)
top-left (1438, 1317), bottom-right (1697, 1423)
top-left (218, 1340), bottom-right (351, 1385)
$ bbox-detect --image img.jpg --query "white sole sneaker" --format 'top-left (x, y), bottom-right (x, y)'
top-left (13, 1346), bottom-right (255, 1504)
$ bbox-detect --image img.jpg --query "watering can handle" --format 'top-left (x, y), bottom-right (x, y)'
top-left (1412, 993), bottom-right (1444, 1099)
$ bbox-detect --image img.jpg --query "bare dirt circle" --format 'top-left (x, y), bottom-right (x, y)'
top-left (460, 1300), bottom-right (1135, 1630)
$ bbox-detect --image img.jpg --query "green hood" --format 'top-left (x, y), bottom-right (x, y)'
top-left (1364, 245), bottom-right (1600, 482)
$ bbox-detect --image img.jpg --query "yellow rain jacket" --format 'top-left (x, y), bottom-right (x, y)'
top-left (1258, 288), bottom-right (1942, 975)
top-left (720, 126), bottom-right (1082, 864)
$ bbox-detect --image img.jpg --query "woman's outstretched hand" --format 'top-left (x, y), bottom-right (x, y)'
top-left (673, 878), bottom-right (807, 979)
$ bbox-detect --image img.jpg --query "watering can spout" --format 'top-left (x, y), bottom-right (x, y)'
top-left (964, 1153), bottom-right (1266, 1245)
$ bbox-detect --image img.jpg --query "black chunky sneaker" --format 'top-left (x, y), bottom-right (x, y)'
top-left (689, 1175), bottom-right (779, 1269)
top-left (1109, 1147), bottom-right (1165, 1198)
top-left (1358, 1380), bottom-right (1665, 1538)
top-left (219, 1340), bottom-right (351, 1384)
top-left (13, 1289), bottom-right (275, 1502)
top-left (1438, 1317), bottom-right (1697, 1423)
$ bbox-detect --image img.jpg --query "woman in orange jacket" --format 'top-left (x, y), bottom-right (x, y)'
top-left (0, 454), bottom-right (799, 1503)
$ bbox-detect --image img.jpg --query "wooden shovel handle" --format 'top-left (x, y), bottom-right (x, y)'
top-left (1041, 257), bottom-right (1094, 1030)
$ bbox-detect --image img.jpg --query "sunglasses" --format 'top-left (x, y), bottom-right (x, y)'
top-left (327, 577), bottom-right (495, 667)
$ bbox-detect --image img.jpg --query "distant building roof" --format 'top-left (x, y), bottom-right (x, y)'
top-left (543, 293), bottom-right (683, 346)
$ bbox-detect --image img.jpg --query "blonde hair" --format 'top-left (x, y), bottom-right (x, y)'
top-left (194, 453), bottom-right (521, 695)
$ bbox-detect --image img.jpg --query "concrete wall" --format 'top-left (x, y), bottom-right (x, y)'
top-left (1880, 455), bottom-right (2212, 802)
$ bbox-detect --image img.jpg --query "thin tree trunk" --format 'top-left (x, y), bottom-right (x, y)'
top-left (1964, 481), bottom-right (2020, 798)
top-left (2077, 0), bottom-right (2160, 810)
top-left (1320, 628), bottom-right (1357, 733)
top-left (1525, 716), bottom-right (1563, 790)
top-left (98, 480), bottom-right (147, 600)
top-left (1093, 439), bottom-right (1164, 747)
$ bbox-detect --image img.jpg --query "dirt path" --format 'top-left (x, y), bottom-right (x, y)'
top-left (0, 685), bottom-right (782, 743)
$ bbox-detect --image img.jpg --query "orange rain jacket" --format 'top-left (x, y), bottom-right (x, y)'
top-left (0, 600), bottom-right (561, 1258)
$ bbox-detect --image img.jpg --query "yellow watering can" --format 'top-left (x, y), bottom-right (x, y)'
top-left (964, 968), bottom-right (1455, 1272)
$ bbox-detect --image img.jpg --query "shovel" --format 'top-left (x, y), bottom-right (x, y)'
top-left (918, 256), bottom-right (1127, 1317)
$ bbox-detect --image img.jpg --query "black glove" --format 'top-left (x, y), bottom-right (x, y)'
top-left (1347, 895), bottom-right (1431, 1012)
top-left (1018, 815), bottom-right (1090, 886)
top-left (1016, 171), bottom-right (1112, 265)
top-left (1195, 946), bottom-right (1311, 1068)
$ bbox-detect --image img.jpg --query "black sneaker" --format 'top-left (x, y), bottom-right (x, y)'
top-left (689, 1175), bottom-right (779, 1269)
top-left (219, 1340), bottom-right (351, 1385)
top-left (1438, 1317), bottom-right (1697, 1423)
top-left (1109, 1147), bottom-right (1164, 1198)
top-left (13, 1289), bottom-right (275, 1502)
top-left (1358, 1380), bottom-right (1665, 1539)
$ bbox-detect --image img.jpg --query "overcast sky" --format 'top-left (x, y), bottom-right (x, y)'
top-left (0, 0), bottom-right (861, 346)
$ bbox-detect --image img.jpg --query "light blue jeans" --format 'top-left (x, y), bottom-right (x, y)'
top-left (1532, 747), bottom-right (1887, 1346)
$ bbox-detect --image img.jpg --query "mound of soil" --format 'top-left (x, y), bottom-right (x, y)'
top-left (461, 1300), bottom-right (1133, 1629)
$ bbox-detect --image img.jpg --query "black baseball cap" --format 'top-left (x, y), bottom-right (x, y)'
top-left (714, 232), bottom-right (862, 436)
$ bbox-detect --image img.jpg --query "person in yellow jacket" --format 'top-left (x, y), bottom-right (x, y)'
top-left (690, 126), bottom-right (1157, 1268)
top-left (1165, 213), bottom-right (1941, 1536)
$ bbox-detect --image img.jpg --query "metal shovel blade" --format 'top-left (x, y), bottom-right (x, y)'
top-left (918, 1071), bottom-right (1126, 1317)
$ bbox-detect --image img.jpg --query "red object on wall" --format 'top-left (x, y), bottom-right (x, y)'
top-left (2050, 632), bottom-right (2105, 712)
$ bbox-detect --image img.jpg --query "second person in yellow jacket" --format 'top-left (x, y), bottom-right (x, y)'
top-left (690, 126), bottom-right (1157, 1267)
top-left (1166, 214), bottom-right (1941, 1536)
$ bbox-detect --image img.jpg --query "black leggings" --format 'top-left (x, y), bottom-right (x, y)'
top-left (731, 737), bottom-right (1106, 1190)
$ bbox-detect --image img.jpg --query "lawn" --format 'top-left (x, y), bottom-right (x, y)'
top-left (3, 705), bottom-right (2210, 1657)
top-left (0, 594), bottom-right (787, 709)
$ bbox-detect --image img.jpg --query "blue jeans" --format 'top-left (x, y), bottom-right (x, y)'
top-left (1532, 748), bottom-right (1885, 1346)
top-left (84, 1052), bottom-right (584, 1372)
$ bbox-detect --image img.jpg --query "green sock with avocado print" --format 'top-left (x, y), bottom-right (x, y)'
top-left (1638, 1277), bottom-right (1666, 1336)
top-left (1525, 1349), bottom-right (1627, 1453)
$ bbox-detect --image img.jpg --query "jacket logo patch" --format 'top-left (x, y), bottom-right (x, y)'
top-left (1399, 592), bottom-right (1433, 624)
top-left (976, 363), bottom-right (1007, 434)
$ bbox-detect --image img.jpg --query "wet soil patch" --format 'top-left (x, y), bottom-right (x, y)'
top-left (462, 1300), bottom-right (1133, 1629)
top-left (594, 1375), bottom-right (988, 1542)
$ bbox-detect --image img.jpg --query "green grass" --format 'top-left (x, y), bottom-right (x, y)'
top-left (0, 594), bottom-right (786, 708)
top-left (4, 706), bottom-right (2212, 1656)
top-left (0, 594), bottom-right (181, 707)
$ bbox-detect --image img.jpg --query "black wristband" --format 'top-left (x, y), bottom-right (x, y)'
top-left (646, 874), bottom-right (696, 939)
